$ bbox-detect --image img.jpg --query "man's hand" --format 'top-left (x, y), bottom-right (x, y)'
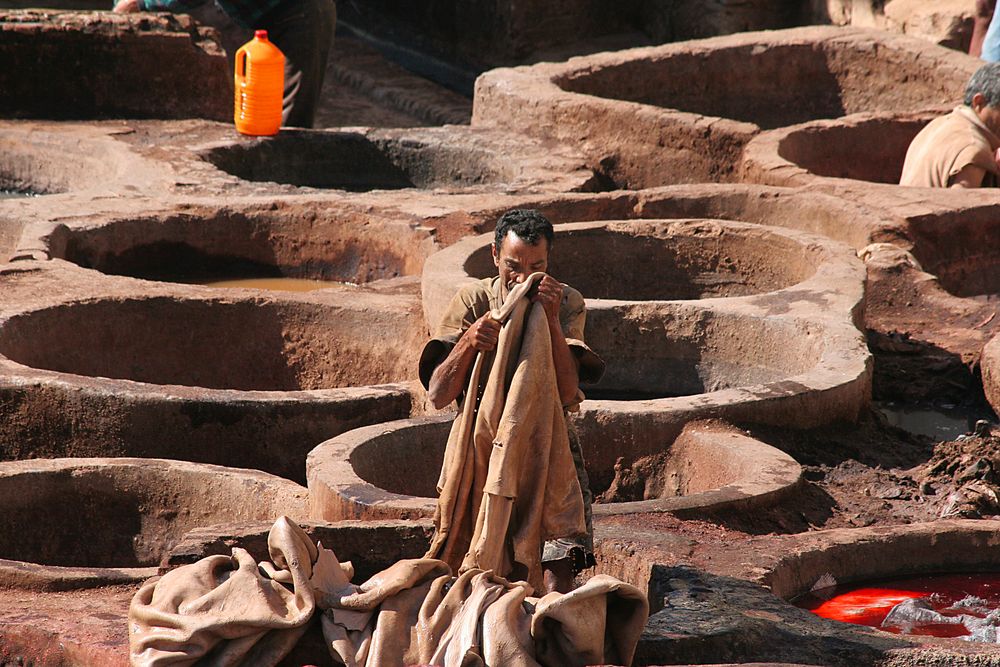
top-left (465, 312), bottom-right (501, 352)
top-left (113, 0), bottom-right (141, 12)
top-left (531, 274), bottom-right (563, 321)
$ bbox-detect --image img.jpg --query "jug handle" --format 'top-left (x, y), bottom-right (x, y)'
top-left (235, 49), bottom-right (249, 84)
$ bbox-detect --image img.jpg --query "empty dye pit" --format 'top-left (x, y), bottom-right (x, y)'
top-left (0, 296), bottom-right (418, 392)
top-left (0, 458), bottom-right (306, 575)
top-left (48, 203), bottom-right (437, 286)
top-left (460, 220), bottom-right (816, 301)
top-left (422, 218), bottom-right (835, 329)
top-left (740, 110), bottom-right (939, 189)
top-left (307, 416), bottom-right (803, 522)
top-left (0, 267), bottom-right (424, 482)
top-left (199, 126), bottom-right (599, 194)
top-left (904, 211), bottom-right (1000, 301)
top-left (473, 26), bottom-right (978, 187)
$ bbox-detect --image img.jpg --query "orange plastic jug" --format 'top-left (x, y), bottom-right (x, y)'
top-left (234, 30), bottom-right (285, 136)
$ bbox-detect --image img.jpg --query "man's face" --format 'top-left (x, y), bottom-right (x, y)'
top-left (982, 104), bottom-right (1000, 137)
top-left (491, 230), bottom-right (550, 293)
top-left (972, 92), bottom-right (1000, 136)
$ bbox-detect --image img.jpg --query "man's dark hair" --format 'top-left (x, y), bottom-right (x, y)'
top-left (493, 209), bottom-right (554, 251)
top-left (965, 62), bottom-right (1000, 106)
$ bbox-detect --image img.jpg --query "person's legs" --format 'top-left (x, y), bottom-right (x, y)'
top-left (260, 0), bottom-right (336, 127)
top-left (983, 5), bottom-right (1000, 62)
top-left (541, 424), bottom-right (596, 594)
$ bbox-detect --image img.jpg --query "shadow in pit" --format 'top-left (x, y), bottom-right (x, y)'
top-left (66, 240), bottom-right (287, 285)
top-left (868, 330), bottom-right (985, 408)
top-left (635, 565), bottom-right (909, 667)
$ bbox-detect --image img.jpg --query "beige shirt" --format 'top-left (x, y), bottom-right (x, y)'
top-left (418, 277), bottom-right (604, 405)
top-left (900, 105), bottom-right (1000, 188)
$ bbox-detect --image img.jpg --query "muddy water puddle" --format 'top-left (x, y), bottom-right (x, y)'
top-left (197, 277), bottom-right (355, 292)
top-left (800, 573), bottom-right (1000, 641)
top-left (875, 401), bottom-right (995, 441)
top-left (0, 190), bottom-right (37, 199)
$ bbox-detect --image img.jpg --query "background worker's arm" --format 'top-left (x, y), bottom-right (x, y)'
top-left (950, 164), bottom-right (987, 189)
top-left (113, 0), bottom-right (205, 12)
top-left (533, 275), bottom-right (580, 406)
top-left (427, 313), bottom-right (501, 409)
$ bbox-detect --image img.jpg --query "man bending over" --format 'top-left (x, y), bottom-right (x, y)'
top-left (900, 62), bottom-right (1000, 188)
top-left (419, 209), bottom-right (604, 593)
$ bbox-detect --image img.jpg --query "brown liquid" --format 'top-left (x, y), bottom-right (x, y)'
top-left (199, 277), bottom-right (351, 292)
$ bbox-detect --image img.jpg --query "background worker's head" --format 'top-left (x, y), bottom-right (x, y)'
top-left (965, 62), bottom-right (1000, 135)
top-left (492, 209), bottom-right (555, 292)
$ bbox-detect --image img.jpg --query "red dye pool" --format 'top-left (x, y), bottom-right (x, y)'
top-left (799, 573), bottom-right (1000, 639)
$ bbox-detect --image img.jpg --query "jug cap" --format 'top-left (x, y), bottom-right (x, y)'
top-left (255, 30), bottom-right (269, 40)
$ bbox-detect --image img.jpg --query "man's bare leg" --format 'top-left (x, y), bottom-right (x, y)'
top-left (543, 558), bottom-right (574, 594)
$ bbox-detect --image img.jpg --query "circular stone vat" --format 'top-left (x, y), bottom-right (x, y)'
top-left (44, 202), bottom-right (438, 285)
top-left (0, 269), bottom-right (424, 483)
top-left (455, 183), bottom-right (902, 255)
top-left (800, 572), bottom-right (1000, 639)
top-left (421, 220), bottom-right (863, 380)
top-left (740, 110), bottom-right (941, 189)
top-left (306, 416), bottom-right (803, 522)
top-left (199, 125), bottom-right (598, 194)
top-left (473, 26), bottom-right (978, 187)
top-left (421, 218), bottom-right (863, 344)
top-left (760, 521), bottom-right (1000, 603)
top-left (458, 220), bottom-right (815, 302)
top-left (418, 216), bottom-right (870, 451)
top-left (0, 458), bottom-right (307, 587)
top-left (0, 296), bottom-right (416, 391)
top-left (895, 201), bottom-right (1000, 300)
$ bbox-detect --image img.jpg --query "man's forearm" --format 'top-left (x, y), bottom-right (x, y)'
top-left (428, 337), bottom-right (478, 409)
top-left (137, 0), bottom-right (205, 11)
top-left (547, 315), bottom-right (580, 406)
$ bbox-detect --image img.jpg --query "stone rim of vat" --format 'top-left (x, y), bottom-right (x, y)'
top-left (978, 333), bottom-right (1000, 419)
top-left (472, 26), bottom-right (979, 188)
top-left (743, 520), bottom-right (1000, 604)
top-left (0, 261), bottom-right (424, 396)
top-left (0, 260), bottom-right (422, 482)
top-left (305, 417), bottom-right (803, 522)
top-left (421, 217), bottom-right (866, 332)
top-left (0, 118), bottom-right (599, 205)
top-left (739, 107), bottom-right (954, 191)
top-left (592, 520), bottom-right (1000, 664)
top-left (0, 457), bottom-right (308, 590)
top-left (0, 121), bottom-right (169, 197)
